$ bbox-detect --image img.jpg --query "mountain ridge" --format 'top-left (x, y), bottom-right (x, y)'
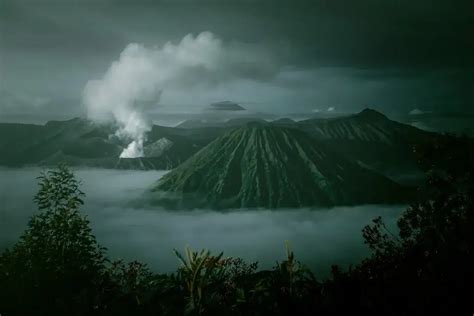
top-left (151, 122), bottom-right (412, 209)
top-left (297, 108), bottom-right (434, 144)
top-left (0, 109), bottom-right (449, 177)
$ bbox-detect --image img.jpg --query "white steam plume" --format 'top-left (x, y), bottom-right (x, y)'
top-left (83, 31), bottom-right (276, 158)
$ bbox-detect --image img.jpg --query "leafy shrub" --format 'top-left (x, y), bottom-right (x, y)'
top-left (0, 165), bottom-right (106, 315)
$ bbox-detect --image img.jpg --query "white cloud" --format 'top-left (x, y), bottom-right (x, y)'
top-left (409, 108), bottom-right (426, 115)
top-left (83, 31), bottom-right (276, 158)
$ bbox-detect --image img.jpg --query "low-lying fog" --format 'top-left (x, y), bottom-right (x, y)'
top-left (0, 168), bottom-right (405, 277)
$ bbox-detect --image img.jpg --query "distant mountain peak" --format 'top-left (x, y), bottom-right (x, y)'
top-left (209, 101), bottom-right (245, 111)
top-left (357, 108), bottom-right (388, 120)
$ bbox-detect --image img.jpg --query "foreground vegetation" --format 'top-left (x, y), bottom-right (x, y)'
top-left (1, 135), bottom-right (473, 315)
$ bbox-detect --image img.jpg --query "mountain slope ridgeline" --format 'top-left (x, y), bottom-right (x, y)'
top-left (152, 123), bottom-right (411, 209)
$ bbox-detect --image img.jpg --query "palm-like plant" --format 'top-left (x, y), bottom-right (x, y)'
top-left (276, 240), bottom-right (298, 296)
top-left (174, 247), bottom-right (224, 315)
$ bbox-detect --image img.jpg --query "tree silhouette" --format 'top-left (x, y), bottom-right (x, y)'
top-left (0, 165), bottom-right (106, 315)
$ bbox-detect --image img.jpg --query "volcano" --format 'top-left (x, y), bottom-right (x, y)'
top-left (152, 122), bottom-right (411, 209)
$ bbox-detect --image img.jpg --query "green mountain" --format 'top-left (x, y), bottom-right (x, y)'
top-left (298, 109), bottom-right (434, 144)
top-left (152, 123), bottom-right (411, 209)
top-left (296, 109), bottom-right (437, 184)
top-left (0, 118), bottom-right (119, 166)
top-left (0, 118), bottom-right (222, 169)
top-left (0, 109), bottom-right (447, 178)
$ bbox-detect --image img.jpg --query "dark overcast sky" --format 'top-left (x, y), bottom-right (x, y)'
top-left (0, 0), bottom-right (473, 121)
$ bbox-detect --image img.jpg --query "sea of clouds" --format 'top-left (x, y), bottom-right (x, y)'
top-left (0, 168), bottom-right (404, 277)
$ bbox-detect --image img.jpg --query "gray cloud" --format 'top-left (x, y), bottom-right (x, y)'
top-left (1, 0), bottom-right (473, 121)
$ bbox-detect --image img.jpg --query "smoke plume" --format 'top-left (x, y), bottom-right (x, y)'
top-left (83, 31), bottom-right (276, 158)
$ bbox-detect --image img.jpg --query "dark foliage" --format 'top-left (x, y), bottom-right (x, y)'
top-left (0, 165), bottom-right (107, 315)
top-left (323, 135), bottom-right (474, 315)
top-left (1, 135), bottom-right (473, 315)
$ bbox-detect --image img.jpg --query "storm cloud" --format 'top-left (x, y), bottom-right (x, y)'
top-left (1, 0), bottom-right (473, 121)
